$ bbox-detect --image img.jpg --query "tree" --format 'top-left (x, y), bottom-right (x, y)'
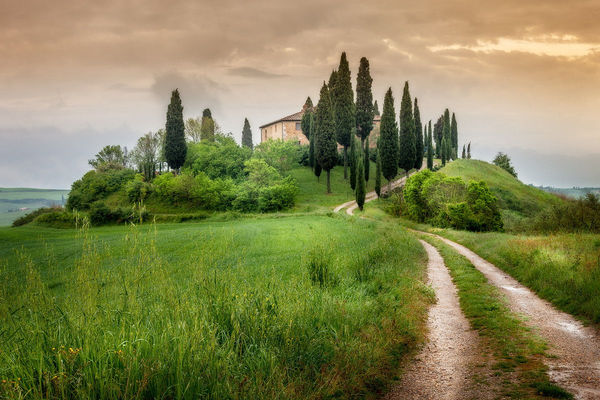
top-left (441, 136), bottom-right (447, 166)
top-left (467, 142), bottom-right (472, 159)
top-left (451, 113), bottom-right (458, 157)
top-left (314, 159), bottom-right (322, 181)
top-left (462, 145), bottom-right (466, 159)
top-left (315, 82), bottom-right (337, 193)
top-left (445, 134), bottom-right (452, 164)
top-left (492, 152), bottom-right (518, 178)
top-left (202, 108), bottom-right (212, 119)
top-left (433, 116), bottom-right (443, 158)
top-left (301, 96), bottom-right (314, 141)
top-left (364, 136), bottom-right (370, 181)
top-left (442, 109), bottom-right (451, 160)
top-left (356, 57), bottom-right (374, 145)
top-left (88, 145), bottom-right (127, 169)
top-left (328, 70), bottom-right (338, 92)
top-left (165, 89), bottom-right (187, 172)
top-left (356, 148), bottom-right (366, 210)
top-left (373, 100), bottom-right (380, 116)
top-left (131, 131), bottom-right (160, 181)
top-left (398, 81), bottom-right (416, 176)
top-left (350, 136), bottom-right (357, 191)
top-left (414, 98), bottom-right (423, 170)
top-left (201, 115), bottom-right (215, 142)
top-left (379, 88), bottom-right (398, 191)
top-left (185, 117), bottom-right (202, 142)
top-left (375, 147), bottom-right (382, 197)
top-left (308, 113), bottom-right (316, 169)
top-left (427, 121), bottom-right (434, 170)
top-left (242, 118), bottom-right (253, 149)
top-left (333, 52), bottom-right (354, 179)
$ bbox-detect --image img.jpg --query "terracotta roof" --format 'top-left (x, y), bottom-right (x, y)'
top-left (260, 109), bottom-right (381, 129)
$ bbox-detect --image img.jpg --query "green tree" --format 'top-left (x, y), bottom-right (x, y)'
top-left (131, 132), bottom-right (160, 181)
top-left (379, 88), bottom-right (399, 191)
top-left (445, 134), bottom-right (452, 163)
top-left (492, 152), bottom-right (518, 178)
top-left (413, 97), bottom-right (423, 170)
top-left (467, 142), bottom-right (471, 159)
top-left (201, 115), bottom-right (215, 142)
top-left (328, 70), bottom-right (338, 92)
top-left (185, 117), bottom-right (202, 143)
top-left (375, 147), bottom-right (382, 197)
top-left (356, 149), bottom-right (366, 210)
top-left (364, 136), bottom-right (370, 181)
top-left (165, 89), bottom-right (187, 172)
top-left (398, 81), bottom-right (416, 176)
top-left (315, 82), bottom-right (337, 193)
top-left (427, 121), bottom-right (434, 170)
top-left (451, 112), bottom-right (458, 157)
top-left (462, 145), bottom-right (466, 159)
top-left (88, 145), bottom-right (127, 169)
top-left (441, 136), bottom-right (447, 166)
top-left (314, 159), bottom-right (322, 181)
top-left (242, 118), bottom-right (253, 149)
top-left (433, 116), bottom-right (443, 158)
top-left (350, 136), bottom-right (357, 191)
top-left (355, 57), bottom-right (374, 145)
top-left (202, 108), bottom-right (212, 119)
top-left (308, 113), bottom-right (316, 169)
top-left (373, 100), bottom-right (380, 116)
top-left (301, 96), bottom-right (313, 140)
top-left (333, 52), bottom-right (354, 179)
top-left (442, 109), bottom-right (451, 159)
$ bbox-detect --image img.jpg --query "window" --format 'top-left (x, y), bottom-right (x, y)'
top-left (295, 122), bottom-right (301, 130)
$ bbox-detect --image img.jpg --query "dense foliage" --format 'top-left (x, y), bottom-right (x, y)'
top-left (355, 57), bottom-right (374, 143)
top-left (165, 89), bottom-right (187, 170)
top-left (531, 193), bottom-right (600, 233)
top-left (241, 118), bottom-right (253, 149)
top-left (401, 169), bottom-right (503, 231)
top-left (413, 98), bottom-right (423, 170)
top-left (379, 88), bottom-right (398, 185)
top-left (332, 52), bottom-right (354, 179)
top-left (315, 82), bottom-right (337, 193)
top-left (398, 82), bottom-right (416, 174)
top-left (492, 152), bottom-right (518, 178)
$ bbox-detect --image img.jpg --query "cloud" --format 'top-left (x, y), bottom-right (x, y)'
top-left (228, 67), bottom-right (287, 79)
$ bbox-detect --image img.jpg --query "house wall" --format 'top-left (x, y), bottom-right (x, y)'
top-left (261, 121), bottom-right (309, 145)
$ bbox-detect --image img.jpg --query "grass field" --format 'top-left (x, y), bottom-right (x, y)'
top-left (0, 215), bottom-right (431, 399)
top-left (0, 188), bottom-right (69, 226)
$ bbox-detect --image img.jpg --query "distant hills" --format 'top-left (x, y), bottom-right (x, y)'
top-left (0, 187), bottom-right (69, 226)
top-left (534, 186), bottom-right (600, 199)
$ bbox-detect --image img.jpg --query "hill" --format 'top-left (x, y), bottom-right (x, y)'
top-left (439, 159), bottom-right (562, 223)
top-left (0, 188), bottom-right (68, 226)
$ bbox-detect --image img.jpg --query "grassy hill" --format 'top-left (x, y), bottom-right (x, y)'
top-left (439, 159), bottom-right (562, 226)
top-left (0, 188), bottom-right (68, 226)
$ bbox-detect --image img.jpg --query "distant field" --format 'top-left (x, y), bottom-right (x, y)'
top-left (538, 186), bottom-right (600, 199)
top-left (0, 188), bottom-right (69, 226)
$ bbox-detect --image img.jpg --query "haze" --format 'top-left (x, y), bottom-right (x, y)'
top-left (1, 0), bottom-right (599, 188)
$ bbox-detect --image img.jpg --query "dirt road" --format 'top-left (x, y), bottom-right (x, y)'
top-left (333, 173), bottom-right (410, 215)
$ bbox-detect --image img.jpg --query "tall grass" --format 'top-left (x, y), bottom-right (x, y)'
top-left (0, 216), bottom-right (430, 399)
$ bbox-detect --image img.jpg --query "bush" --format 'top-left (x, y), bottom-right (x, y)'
top-left (253, 139), bottom-right (303, 173)
top-left (125, 174), bottom-right (153, 203)
top-left (257, 177), bottom-right (298, 212)
top-left (152, 171), bottom-right (236, 210)
top-left (88, 202), bottom-right (150, 226)
top-left (12, 207), bottom-right (62, 227)
top-left (34, 211), bottom-right (77, 228)
top-left (186, 134), bottom-right (251, 180)
top-left (67, 169), bottom-right (135, 210)
top-left (531, 193), bottom-right (600, 233)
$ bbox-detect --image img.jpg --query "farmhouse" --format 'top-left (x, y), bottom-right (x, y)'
top-left (260, 107), bottom-right (381, 147)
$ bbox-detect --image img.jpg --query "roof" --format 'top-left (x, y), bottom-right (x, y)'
top-left (259, 109), bottom-right (381, 129)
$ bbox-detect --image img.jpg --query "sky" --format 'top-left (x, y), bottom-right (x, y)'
top-left (1, 0), bottom-right (599, 189)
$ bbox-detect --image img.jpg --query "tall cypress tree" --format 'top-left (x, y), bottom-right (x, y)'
top-left (467, 142), bottom-right (471, 159)
top-left (356, 148), bottom-right (366, 211)
top-left (165, 89), bottom-right (186, 172)
top-left (241, 118), bottom-right (253, 149)
top-left (462, 145), bottom-right (466, 159)
top-left (398, 81), bottom-right (416, 176)
top-left (355, 57), bottom-right (374, 145)
top-left (379, 88), bottom-right (398, 192)
top-left (433, 116), bottom-right (443, 158)
top-left (301, 97), bottom-right (313, 141)
top-left (308, 113), bottom-right (316, 168)
top-left (451, 112), bottom-right (458, 158)
top-left (445, 134), bottom-right (452, 163)
top-left (441, 136), bottom-right (447, 166)
top-left (349, 136), bottom-right (357, 191)
top-left (328, 70), bottom-right (338, 92)
top-left (333, 52), bottom-right (354, 180)
top-left (427, 121), bottom-right (434, 170)
top-left (413, 98), bottom-right (423, 169)
top-left (315, 82), bottom-right (337, 193)
top-left (364, 136), bottom-right (370, 181)
top-left (375, 147), bottom-right (382, 197)
top-left (442, 108), bottom-right (451, 159)
top-left (373, 100), bottom-right (380, 116)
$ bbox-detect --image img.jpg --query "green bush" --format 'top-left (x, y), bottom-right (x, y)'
top-left (33, 211), bottom-right (78, 228)
top-left (531, 193), bottom-right (600, 233)
top-left (12, 207), bottom-right (62, 227)
top-left (88, 202), bottom-right (150, 226)
top-left (258, 177), bottom-right (298, 212)
top-left (253, 139), bottom-right (303, 173)
top-left (67, 169), bottom-right (135, 210)
top-left (125, 174), bottom-right (153, 203)
top-left (186, 134), bottom-right (252, 180)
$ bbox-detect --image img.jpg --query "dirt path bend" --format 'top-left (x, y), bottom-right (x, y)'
top-left (385, 240), bottom-right (482, 400)
top-left (419, 231), bottom-right (600, 400)
top-left (335, 174), bottom-right (411, 215)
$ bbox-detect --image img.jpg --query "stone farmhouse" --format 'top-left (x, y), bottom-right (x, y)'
top-left (260, 107), bottom-right (381, 148)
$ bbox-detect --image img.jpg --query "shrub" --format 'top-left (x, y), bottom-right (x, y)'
top-left (253, 139), bottom-right (302, 173)
top-left (67, 169), bottom-right (135, 210)
top-left (34, 211), bottom-right (77, 228)
top-left (531, 193), bottom-right (600, 233)
top-left (125, 174), bottom-right (153, 203)
top-left (12, 207), bottom-right (62, 227)
top-left (257, 177), bottom-right (298, 212)
top-left (186, 134), bottom-right (251, 180)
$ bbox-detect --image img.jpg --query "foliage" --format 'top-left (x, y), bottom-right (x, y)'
top-left (152, 171), bottom-right (236, 210)
top-left (333, 52), bottom-right (354, 150)
top-left (186, 134), bottom-right (252, 180)
top-left (165, 89), bottom-right (187, 171)
top-left (531, 193), bottom-right (600, 233)
top-left (185, 117), bottom-right (202, 143)
top-left (241, 118), bottom-right (253, 149)
top-left (315, 82), bottom-right (337, 193)
top-left (402, 170), bottom-right (503, 231)
top-left (88, 145), bottom-right (127, 169)
top-left (451, 112), bottom-right (458, 155)
top-left (349, 136), bottom-right (357, 191)
top-left (427, 121), bottom-right (434, 170)
top-left (373, 99), bottom-right (380, 116)
top-left (200, 116), bottom-right (216, 142)
top-left (130, 131), bottom-right (161, 181)
top-left (492, 152), bottom-right (518, 178)
top-left (379, 88), bottom-right (398, 183)
top-left (12, 207), bottom-right (64, 227)
top-left (88, 202), bottom-right (148, 226)
top-left (375, 148), bottom-right (382, 197)
top-left (442, 109), bottom-right (452, 160)
top-left (66, 169), bottom-right (135, 211)
top-left (413, 98), bottom-right (423, 170)
top-left (355, 57), bottom-right (374, 143)
top-left (398, 82), bottom-right (416, 175)
top-left (308, 113), bottom-right (315, 168)
top-left (300, 96), bottom-right (313, 141)
top-left (363, 137), bottom-right (370, 182)
top-left (253, 139), bottom-right (302, 174)
top-left (33, 210), bottom-right (78, 228)
top-left (356, 150), bottom-right (366, 210)
top-left (125, 174), bottom-right (153, 203)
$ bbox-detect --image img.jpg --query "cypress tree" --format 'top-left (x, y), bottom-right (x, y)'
top-left (467, 142), bottom-right (471, 159)
top-left (164, 89), bottom-right (186, 172)
top-left (314, 160), bottom-right (322, 181)
top-left (433, 116), bottom-right (443, 158)
top-left (308, 113), bottom-right (316, 168)
top-left (451, 112), bottom-right (458, 157)
top-left (375, 147), bottom-right (382, 197)
top-left (315, 82), bottom-right (337, 193)
top-left (333, 52), bottom-right (354, 179)
top-left (301, 97), bottom-right (314, 141)
top-left (442, 108), bottom-right (451, 159)
top-left (379, 88), bottom-right (398, 192)
top-left (350, 136), bottom-right (357, 191)
top-left (462, 145), bottom-right (466, 159)
top-left (355, 57), bottom-right (374, 145)
top-left (445, 134), bottom-right (452, 163)
top-left (441, 136), bottom-right (447, 166)
top-left (427, 121), bottom-right (434, 170)
top-left (364, 136), bottom-right (370, 181)
top-left (356, 148), bottom-right (366, 211)
top-left (328, 70), bottom-right (338, 92)
top-left (202, 108), bottom-right (212, 119)
top-left (201, 115), bottom-right (215, 142)
top-left (241, 118), bottom-right (253, 149)
top-left (373, 100), bottom-right (380, 116)
top-left (398, 81), bottom-right (416, 176)
top-left (413, 98), bottom-right (423, 170)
